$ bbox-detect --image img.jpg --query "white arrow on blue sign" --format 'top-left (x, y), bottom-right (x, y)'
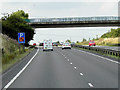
top-left (18, 32), bottom-right (25, 43)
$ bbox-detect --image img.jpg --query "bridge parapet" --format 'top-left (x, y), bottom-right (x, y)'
top-left (25, 16), bottom-right (120, 28)
top-left (26, 16), bottom-right (120, 23)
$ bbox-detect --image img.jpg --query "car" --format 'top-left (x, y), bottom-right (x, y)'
top-left (33, 43), bottom-right (36, 46)
top-left (89, 40), bottom-right (96, 46)
top-left (39, 43), bottom-right (43, 46)
top-left (53, 42), bottom-right (58, 46)
top-left (70, 42), bottom-right (75, 47)
top-left (43, 39), bottom-right (53, 51)
top-left (62, 42), bottom-right (71, 50)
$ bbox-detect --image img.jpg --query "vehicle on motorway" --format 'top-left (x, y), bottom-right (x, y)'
top-left (43, 39), bottom-right (53, 51)
top-left (62, 42), bottom-right (71, 50)
top-left (33, 43), bottom-right (36, 46)
top-left (71, 42), bottom-right (75, 47)
top-left (89, 40), bottom-right (96, 46)
top-left (39, 43), bottom-right (43, 46)
top-left (53, 42), bottom-right (58, 46)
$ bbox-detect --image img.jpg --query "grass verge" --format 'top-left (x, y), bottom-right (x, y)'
top-left (1, 48), bottom-right (34, 73)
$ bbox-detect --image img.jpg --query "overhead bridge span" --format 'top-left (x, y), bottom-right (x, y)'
top-left (25, 16), bottom-right (120, 28)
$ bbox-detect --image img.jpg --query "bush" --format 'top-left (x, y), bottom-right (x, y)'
top-left (101, 28), bottom-right (120, 38)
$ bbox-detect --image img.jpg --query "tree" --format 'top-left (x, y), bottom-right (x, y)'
top-left (66, 39), bottom-right (71, 43)
top-left (76, 41), bottom-right (79, 43)
top-left (2, 10), bottom-right (35, 46)
top-left (82, 38), bottom-right (86, 42)
top-left (11, 10), bottom-right (28, 19)
top-left (56, 41), bottom-right (60, 44)
top-left (101, 28), bottom-right (120, 38)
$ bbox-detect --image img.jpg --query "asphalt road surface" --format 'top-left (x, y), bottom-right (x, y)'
top-left (6, 47), bottom-right (118, 88)
top-left (83, 45), bottom-right (120, 51)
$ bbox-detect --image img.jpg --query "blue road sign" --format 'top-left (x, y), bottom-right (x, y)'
top-left (18, 33), bottom-right (25, 43)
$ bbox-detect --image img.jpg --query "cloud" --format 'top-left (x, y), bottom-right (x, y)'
top-left (1, 0), bottom-right (119, 2)
top-left (1, 2), bottom-right (118, 19)
top-left (97, 2), bottom-right (118, 16)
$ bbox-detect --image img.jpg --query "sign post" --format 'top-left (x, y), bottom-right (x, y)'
top-left (18, 32), bottom-right (25, 52)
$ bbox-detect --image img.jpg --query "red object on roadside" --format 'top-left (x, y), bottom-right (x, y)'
top-left (89, 41), bottom-right (96, 46)
top-left (33, 43), bottom-right (36, 46)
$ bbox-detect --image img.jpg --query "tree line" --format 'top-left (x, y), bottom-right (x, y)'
top-left (101, 28), bottom-right (120, 38)
top-left (2, 10), bottom-right (35, 46)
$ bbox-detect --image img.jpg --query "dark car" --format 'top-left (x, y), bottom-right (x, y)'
top-left (39, 43), bottom-right (43, 46)
top-left (53, 42), bottom-right (58, 46)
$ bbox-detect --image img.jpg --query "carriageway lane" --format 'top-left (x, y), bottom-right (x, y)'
top-left (55, 47), bottom-right (118, 88)
top-left (9, 48), bottom-right (90, 88)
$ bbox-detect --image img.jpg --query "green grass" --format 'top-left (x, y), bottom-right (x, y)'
top-left (73, 47), bottom-right (119, 60)
top-left (2, 48), bottom-right (34, 73)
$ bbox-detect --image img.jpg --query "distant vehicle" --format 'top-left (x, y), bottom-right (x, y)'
top-left (60, 42), bottom-right (64, 45)
top-left (33, 43), bottom-right (36, 46)
top-left (43, 39), bottom-right (53, 51)
top-left (71, 42), bottom-right (75, 46)
top-left (62, 42), bottom-right (71, 50)
top-left (53, 42), bottom-right (58, 46)
top-left (39, 43), bottom-right (43, 46)
top-left (89, 40), bottom-right (96, 46)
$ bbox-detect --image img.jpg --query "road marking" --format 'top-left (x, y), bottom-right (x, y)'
top-left (4, 49), bottom-right (39, 89)
top-left (65, 57), bottom-right (67, 59)
top-left (74, 49), bottom-right (120, 64)
top-left (80, 73), bottom-right (83, 76)
top-left (67, 59), bottom-right (69, 61)
top-left (74, 67), bottom-right (77, 69)
top-left (70, 62), bottom-right (72, 64)
top-left (88, 83), bottom-right (94, 88)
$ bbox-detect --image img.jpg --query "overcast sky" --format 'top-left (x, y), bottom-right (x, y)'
top-left (1, 1), bottom-right (119, 18)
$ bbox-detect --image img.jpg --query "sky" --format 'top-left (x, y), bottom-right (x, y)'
top-left (0, 0), bottom-right (119, 2)
top-left (0, 0), bottom-right (119, 44)
top-left (29, 27), bottom-right (118, 45)
top-left (1, 1), bottom-right (119, 18)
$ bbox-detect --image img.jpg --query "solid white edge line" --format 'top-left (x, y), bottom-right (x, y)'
top-left (73, 48), bottom-right (120, 64)
top-left (4, 48), bottom-right (39, 89)
top-left (88, 83), bottom-right (94, 87)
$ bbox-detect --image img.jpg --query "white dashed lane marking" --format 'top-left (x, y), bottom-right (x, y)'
top-left (74, 67), bottom-right (77, 69)
top-left (70, 62), bottom-right (73, 64)
top-left (80, 73), bottom-right (83, 76)
top-left (59, 50), bottom-right (94, 88)
top-left (88, 83), bottom-right (94, 88)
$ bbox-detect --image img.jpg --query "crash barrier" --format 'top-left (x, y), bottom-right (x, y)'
top-left (72, 45), bottom-right (120, 57)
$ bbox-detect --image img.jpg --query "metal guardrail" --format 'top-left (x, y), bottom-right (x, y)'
top-left (27, 16), bottom-right (120, 23)
top-left (72, 45), bottom-right (120, 57)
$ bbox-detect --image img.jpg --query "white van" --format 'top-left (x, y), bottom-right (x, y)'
top-left (43, 39), bottom-right (53, 51)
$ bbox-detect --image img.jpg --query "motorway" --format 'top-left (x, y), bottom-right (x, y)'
top-left (83, 45), bottom-right (120, 51)
top-left (3, 47), bottom-right (118, 88)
